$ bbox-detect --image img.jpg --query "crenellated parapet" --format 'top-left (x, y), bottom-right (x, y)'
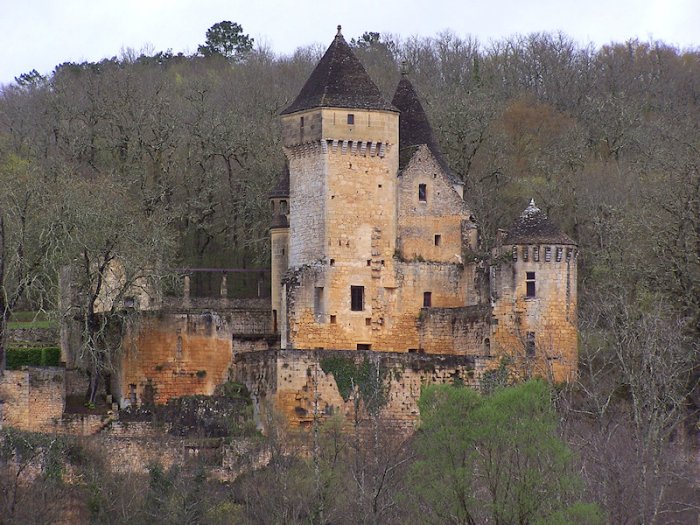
top-left (283, 138), bottom-right (393, 159)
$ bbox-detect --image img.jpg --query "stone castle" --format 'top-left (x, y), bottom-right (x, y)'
top-left (1, 27), bottom-right (578, 434)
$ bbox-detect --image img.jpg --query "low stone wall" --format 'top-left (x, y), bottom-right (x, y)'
top-left (235, 349), bottom-right (492, 431)
top-left (7, 326), bottom-right (60, 344)
top-left (0, 367), bottom-right (66, 432)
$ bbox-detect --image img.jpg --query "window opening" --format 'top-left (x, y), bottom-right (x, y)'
top-left (314, 287), bottom-right (324, 318)
top-left (434, 234), bottom-right (441, 246)
top-left (526, 332), bottom-right (536, 357)
top-left (526, 272), bottom-right (536, 298)
top-left (423, 291), bottom-right (432, 307)
top-left (522, 246), bottom-right (529, 261)
top-left (330, 315), bottom-right (337, 324)
top-left (484, 338), bottom-right (491, 356)
top-left (556, 247), bottom-right (563, 262)
top-left (418, 183), bottom-right (427, 202)
top-left (544, 247), bottom-right (552, 262)
top-left (357, 343), bottom-right (371, 350)
top-left (512, 246), bottom-right (518, 262)
top-left (300, 116), bottom-right (304, 128)
top-left (347, 114), bottom-right (354, 125)
top-left (533, 246), bottom-right (540, 262)
top-left (365, 318), bottom-right (371, 326)
top-left (351, 286), bottom-right (364, 311)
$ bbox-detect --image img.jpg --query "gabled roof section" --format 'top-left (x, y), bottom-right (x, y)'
top-left (269, 163), bottom-right (289, 199)
top-left (281, 26), bottom-right (396, 115)
top-left (391, 72), bottom-right (460, 184)
top-left (504, 200), bottom-right (576, 245)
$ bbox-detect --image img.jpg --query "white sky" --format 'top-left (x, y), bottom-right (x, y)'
top-left (1, 0), bottom-right (698, 86)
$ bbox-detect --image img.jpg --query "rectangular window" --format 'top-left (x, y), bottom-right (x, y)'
top-left (434, 234), bottom-right (441, 246)
top-left (544, 247), bottom-right (552, 262)
top-left (357, 343), bottom-right (371, 350)
top-left (522, 246), bottom-right (529, 261)
top-left (566, 248), bottom-right (573, 261)
top-left (300, 116), bottom-right (304, 128)
top-left (314, 287), bottom-right (324, 318)
top-left (533, 246), bottom-right (540, 262)
top-left (330, 315), bottom-right (337, 324)
top-left (423, 291), bottom-right (432, 307)
top-left (418, 183), bottom-right (427, 202)
top-left (526, 271), bottom-right (536, 298)
top-left (556, 247), bottom-right (563, 262)
top-left (347, 114), bottom-right (354, 125)
top-left (512, 246), bottom-right (518, 262)
top-left (526, 332), bottom-right (536, 357)
top-left (351, 286), bottom-right (364, 311)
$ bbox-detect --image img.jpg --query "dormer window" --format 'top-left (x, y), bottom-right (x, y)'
top-left (418, 184), bottom-right (427, 202)
top-left (347, 114), bottom-right (354, 125)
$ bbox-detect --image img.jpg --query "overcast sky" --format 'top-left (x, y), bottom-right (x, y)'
top-left (1, 0), bottom-right (698, 86)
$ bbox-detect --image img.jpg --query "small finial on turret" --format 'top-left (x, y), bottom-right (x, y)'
top-left (522, 198), bottom-right (541, 217)
top-left (401, 60), bottom-right (408, 75)
top-left (337, 25), bottom-right (342, 36)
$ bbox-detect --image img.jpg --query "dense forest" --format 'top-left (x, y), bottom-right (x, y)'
top-left (0, 23), bottom-right (699, 523)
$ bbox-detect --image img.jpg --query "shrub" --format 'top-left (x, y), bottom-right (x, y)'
top-left (6, 346), bottom-right (61, 369)
top-left (41, 347), bottom-right (61, 366)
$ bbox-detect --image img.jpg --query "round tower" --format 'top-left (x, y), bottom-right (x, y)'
top-left (269, 165), bottom-right (290, 333)
top-left (491, 199), bottom-right (578, 382)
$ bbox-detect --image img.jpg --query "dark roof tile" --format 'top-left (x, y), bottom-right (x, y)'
top-left (269, 163), bottom-right (290, 198)
top-left (391, 73), bottom-right (460, 184)
top-left (281, 26), bottom-right (396, 115)
top-left (504, 200), bottom-right (576, 245)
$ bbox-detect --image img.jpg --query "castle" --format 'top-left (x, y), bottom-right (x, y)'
top-left (1, 27), bottom-right (578, 434)
top-left (258, 26), bottom-right (578, 427)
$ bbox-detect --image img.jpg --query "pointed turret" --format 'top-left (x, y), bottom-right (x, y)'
top-left (281, 26), bottom-right (396, 115)
top-left (391, 71), bottom-right (458, 182)
top-left (504, 199), bottom-right (575, 245)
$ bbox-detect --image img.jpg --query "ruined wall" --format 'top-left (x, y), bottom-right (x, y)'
top-left (235, 349), bottom-right (490, 431)
top-left (490, 245), bottom-right (578, 382)
top-left (118, 308), bottom-right (275, 407)
top-left (397, 145), bottom-right (477, 262)
top-left (119, 312), bottom-right (233, 406)
top-left (0, 367), bottom-right (65, 431)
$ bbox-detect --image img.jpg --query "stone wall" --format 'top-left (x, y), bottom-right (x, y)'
top-left (235, 349), bottom-right (491, 431)
top-left (0, 367), bottom-right (65, 432)
top-left (285, 259), bottom-right (483, 353)
top-left (118, 312), bottom-right (234, 407)
top-left (117, 308), bottom-right (275, 407)
top-left (418, 305), bottom-right (491, 355)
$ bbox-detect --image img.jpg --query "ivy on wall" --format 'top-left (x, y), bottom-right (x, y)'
top-left (320, 356), bottom-right (389, 415)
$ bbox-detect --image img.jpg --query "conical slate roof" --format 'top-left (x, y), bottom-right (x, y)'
top-left (269, 163), bottom-right (290, 198)
top-left (391, 73), bottom-right (459, 183)
top-left (504, 200), bottom-right (576, 245)
top-left (281, 26), bottom-right (396, 115)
